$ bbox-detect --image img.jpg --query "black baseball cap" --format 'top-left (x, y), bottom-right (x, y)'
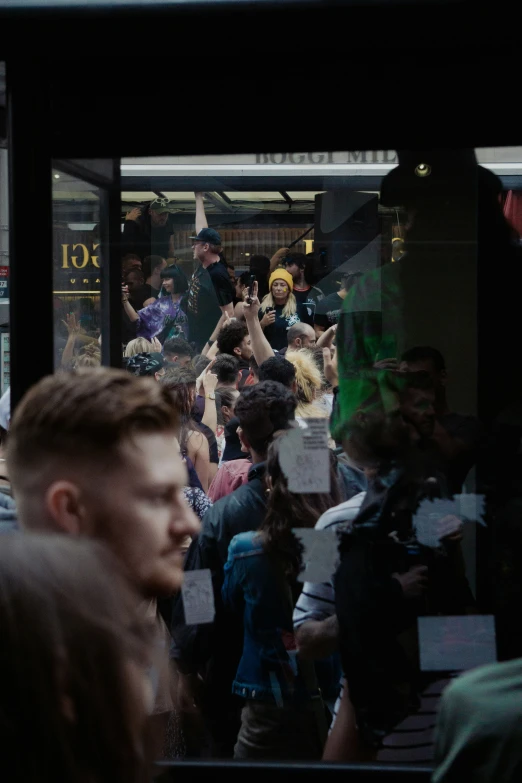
top-left (189, 227), bottom-right (222, 245)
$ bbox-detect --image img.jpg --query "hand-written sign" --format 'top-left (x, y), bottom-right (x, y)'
top-left (293, 528), bottom-right (340, 584)
top-left (279, 419), bottom-right (331, 494)
top-left (413, 495), bottom-right (486, 548)
top-left (181, 569), bottom-right (215, 626)
top-left (418, 615), bottom-right (496, 672)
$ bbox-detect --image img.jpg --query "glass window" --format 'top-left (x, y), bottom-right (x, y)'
top-left (113, 147), bottom-right (522, 767)
top-left (52, 166), bottom-right (103, 370)
top-left (46, 145), bottom-right (522, 769)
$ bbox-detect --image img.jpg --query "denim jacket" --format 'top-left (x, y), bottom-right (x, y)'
top-left (222, 530), bottom-right (314, 706)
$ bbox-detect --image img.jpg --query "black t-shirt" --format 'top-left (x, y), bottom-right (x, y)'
top-left (187, 261), bottom-right (234, 349)
top-left (314, 291), bottom-right (344, 330)
top-left (260, 302), bottom-right (314, 351)
top-left (122, 215), bottom-right (174, 260)
top-left (293, 285), bottom-right (324, 324)
top-left (129, 284), bottom-right (161, 312)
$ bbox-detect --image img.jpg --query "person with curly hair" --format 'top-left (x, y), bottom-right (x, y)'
top-left (285, 349), bottom-right (329, 421)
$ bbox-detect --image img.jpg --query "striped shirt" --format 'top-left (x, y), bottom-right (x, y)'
top-left (293, 492), bottom-right (366, 629)
top-left (292, 491), bottom-right (453, 763)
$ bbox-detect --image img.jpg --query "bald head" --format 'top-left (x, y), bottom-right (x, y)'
top-left (287, 322), bottom-right (316, 350)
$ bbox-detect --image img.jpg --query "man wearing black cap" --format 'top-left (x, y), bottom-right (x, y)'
top-left (122, 198), bottom-right (175, 261)
top-left (187, 197), bottom-right (235, 350)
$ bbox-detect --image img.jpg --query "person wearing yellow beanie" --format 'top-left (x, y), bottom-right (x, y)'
top-left (260, 267), bottom-right (313, 351)
top-left (268, 268), bottom-right (294, 292)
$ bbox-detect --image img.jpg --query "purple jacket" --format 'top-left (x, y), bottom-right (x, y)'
top-left (137, 296), bottom-right (188, 342)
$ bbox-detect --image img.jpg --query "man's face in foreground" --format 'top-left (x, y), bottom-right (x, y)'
top-left (84, 432), bottom-right (199, 597)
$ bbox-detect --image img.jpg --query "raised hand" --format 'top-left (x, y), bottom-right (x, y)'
top-left (196, 357), bottom-right (216, 396)
top-left (323, 346), bottom-right (339, 387)
top-left (125, 206), bottom-right (142, 222)
top-left (243, 280), bottom-right (260, 321)
top-left (62, 312), bottom-right (81, 336)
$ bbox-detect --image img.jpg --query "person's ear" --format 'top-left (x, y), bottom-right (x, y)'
top-left (222, 405), bottom-right (231, 422)
top-left (44, 481), bottom-right (88, 536)
top-left (237, 427), bottom-right (251, 454)
top-left (295, 338), bottom-right (302, 349)
top-left (233, 346), bottom-right (241, 358)
top-left (354, 409), bottom-right (367, 427)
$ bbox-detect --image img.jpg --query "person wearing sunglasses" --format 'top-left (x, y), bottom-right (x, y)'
top-left (123, 197), bottom-right (176, 261)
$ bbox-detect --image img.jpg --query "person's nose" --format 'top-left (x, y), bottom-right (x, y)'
top-left (170, 500), bottom-right (200, 541)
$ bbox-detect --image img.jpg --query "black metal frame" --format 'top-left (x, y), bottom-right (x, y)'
top-left (154, 761), bottom-right (432, 783)
top-left (99, 158), bottom-right (122, 367)
top-left (2, 3), bottom-right (521, 778)
top-left (7, 58), bottom-right (54, 409)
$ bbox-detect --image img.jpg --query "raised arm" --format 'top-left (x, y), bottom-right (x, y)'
top-left (200, 361), bottom-right (219, 434)
top-left (121, 284), bottom-right (139, 323)
top-left (270, 246), bottom-right (290, 274)
top-left (243, 280), bottom-right (275, 366)
top-left (316, 323), bottom-right (338, 349)
top-left (219, 301), bottom-right (234, 318)
top-left (195, 192), bottom-right (208, 234)
top-left (201, 311), bottom-right (230, 357)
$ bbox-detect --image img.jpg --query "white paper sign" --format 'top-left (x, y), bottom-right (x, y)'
top-left (279, 419), bottom-right (330, 494)
top-left (418, 615), bottom-right (497, 672)
top-left (293, 528), bottom-right (339, 583)
top-left (181, 569), bottom-right (215, 625)
top-left (457, 493), bottom-right (486, 525)
top-left (413, 494), bottom-right (486, 548)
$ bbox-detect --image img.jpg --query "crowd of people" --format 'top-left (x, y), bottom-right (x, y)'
top-left (2, 161), bottom-right (522, 782)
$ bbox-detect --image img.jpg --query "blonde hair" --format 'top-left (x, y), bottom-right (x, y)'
top-left (285, 349), bottom-right (327, 418)
top-left (74, 343), bottom-right (101, 369)
top-left (124, 337), bottom-right (154, 358)
top-left (260, 291), bottom-right (297, 319)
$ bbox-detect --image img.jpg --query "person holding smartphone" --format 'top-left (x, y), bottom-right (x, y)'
top-left (258, 269), bottom-right (313, 351)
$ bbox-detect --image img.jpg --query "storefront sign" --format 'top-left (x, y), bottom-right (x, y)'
top-left (255, 151), bottom-right (398, 165)
top-left (61, 243), bottom-right (100, 269)
top-left (0, 266), bottom-right (9, 299)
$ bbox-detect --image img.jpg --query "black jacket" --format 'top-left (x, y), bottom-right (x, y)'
top-left (170, 462), bottom-right (267, 678)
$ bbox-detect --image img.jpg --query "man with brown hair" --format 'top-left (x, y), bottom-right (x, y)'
top-left (7, 367), bottom-right (200, 597)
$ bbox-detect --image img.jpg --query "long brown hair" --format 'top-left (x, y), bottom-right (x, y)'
top-left (259, 430), bottom-right (342, 579)
top-left (0, 535), bottom-right (154, 783)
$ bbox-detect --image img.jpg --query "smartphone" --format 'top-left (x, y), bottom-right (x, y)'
top-left (247, 274), bottom-right (256, 304)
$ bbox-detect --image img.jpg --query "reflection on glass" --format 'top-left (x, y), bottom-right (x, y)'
top-left (52, 166), bottom-right (101, 370)
top-left (50, 148), bottom-right (522, 772)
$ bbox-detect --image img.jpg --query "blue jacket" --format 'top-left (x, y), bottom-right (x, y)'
top-left (222, 530), bottom-right (313, 705)
top-left (0, 490), bottom-right (18, 534)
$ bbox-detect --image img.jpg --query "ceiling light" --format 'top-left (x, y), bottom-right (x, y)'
top-left (414, 163), bottom-right (431, 177)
